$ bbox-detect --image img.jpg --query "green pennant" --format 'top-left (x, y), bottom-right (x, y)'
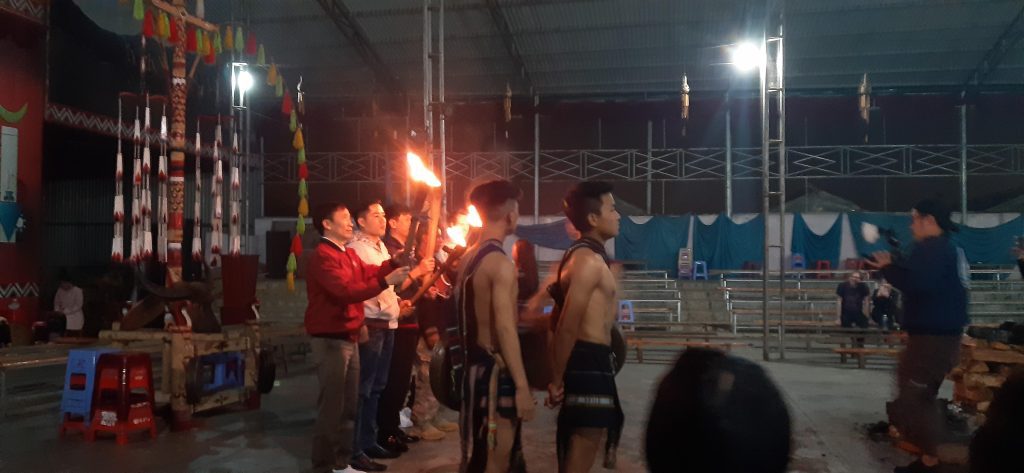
top-left (296, 217), bottom-right (306, 236)
top-left (289, 110), bottom-right (297, 132)
top-left (297, 148), bottom-right (306, 164)
top-left (286, 253), bottom-right (297, 273)
top-left (133, 0), bottom-right (145, 21)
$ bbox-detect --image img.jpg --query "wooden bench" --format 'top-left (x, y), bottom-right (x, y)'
top-left (833, 347), bottom-right (901, 368)
top-left (629, 339), bottom-right (752, 363)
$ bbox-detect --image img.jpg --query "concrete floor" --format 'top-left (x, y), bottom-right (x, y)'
top-left (0, 348), bottom-right (937, 473)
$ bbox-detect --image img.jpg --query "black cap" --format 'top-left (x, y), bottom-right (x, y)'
top-left (913, 199), bottom-right (958, 233)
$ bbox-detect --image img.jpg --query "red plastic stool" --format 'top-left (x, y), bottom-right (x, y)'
top-left (85, 352), bottom-right (157, 444)
top-left (814, 260), bottom-right (833, 279)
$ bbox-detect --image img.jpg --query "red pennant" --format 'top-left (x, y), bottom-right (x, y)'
top-left (245, 32), bottom-right (257, 56)
top-left (290, 235), bottom-right (303, 257)
top-left (168, 17), bottom-right (179, 43)
top-left (204, 47), bottom-right (216, 65)
top-left (186, 26), bottom-right (197, 52)
top-left (297, 163), bottom-right (309, 180)
top-left (281, 91), bottom-right (293, 115)
top-left (142, 9), bottom-right (155, 38)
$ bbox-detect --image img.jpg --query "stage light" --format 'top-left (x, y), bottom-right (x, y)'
top-left (237, 70), bottom-right (254, 93)
top-left (730, 41), bottom-right (763, 72)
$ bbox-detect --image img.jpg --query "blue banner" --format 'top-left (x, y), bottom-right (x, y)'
top-left (615, 215), bottom-right (691, 276)
top-left (693, 214), bottom-right (764, 270)
top-left (790, 213), bottom-right (842, 268)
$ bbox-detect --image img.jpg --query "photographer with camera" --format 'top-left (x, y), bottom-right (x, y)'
top-left (866, 199), bottom-right (970, 473)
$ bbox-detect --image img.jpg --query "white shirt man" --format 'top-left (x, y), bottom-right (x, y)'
top-left (348, 232), bottom-right (402, 329)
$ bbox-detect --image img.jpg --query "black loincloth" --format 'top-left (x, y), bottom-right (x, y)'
top-left (460, 353), bottom-right (527, 473)
top-left (557, 340), bottom-right (623, 471)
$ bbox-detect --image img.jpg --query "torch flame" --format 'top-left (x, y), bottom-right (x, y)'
top-left (446, 225), bottom-right (468, 247)
top-left (407, 151), bottom-right (441, 188)
top-left (467, 205), bottom-right (483, 228)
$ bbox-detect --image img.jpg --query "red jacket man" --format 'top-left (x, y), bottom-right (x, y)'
top-left (305, 237), bottom-right (397, 339)
top-left (305, 202), bottom-right (409, 473)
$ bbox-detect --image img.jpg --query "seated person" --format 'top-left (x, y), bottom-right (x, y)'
top-left (0, 316), bottom-right (11, 348)
top-left (969, 368), bottom-right (1024, 473)
top-left (646, 348), bottom-right (792, 473)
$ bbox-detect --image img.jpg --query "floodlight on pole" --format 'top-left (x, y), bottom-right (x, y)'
top-left (231, 62), bottom-right (254, 109)
top-left (730, 41), bottom-right (764, 72)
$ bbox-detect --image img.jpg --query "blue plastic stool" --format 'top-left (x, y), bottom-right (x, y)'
top-left (618, 300), bottom-right (635, 323)
top-left (60, 347), bottom-right (121, 431)
top-left (791, 253), bottom-right (806, 270)
top-left (198, 352), bottom-right (247, 393)
top-left (692, 261), bottom-right (709, 280)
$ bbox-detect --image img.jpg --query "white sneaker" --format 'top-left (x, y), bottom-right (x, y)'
top-left (332, 466), bottom-right (365, 473)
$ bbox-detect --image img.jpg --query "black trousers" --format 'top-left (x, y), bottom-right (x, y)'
top-left (887, 334), bottom-right (961, 456)
top-left (377, 326), bottom-right (420, 438)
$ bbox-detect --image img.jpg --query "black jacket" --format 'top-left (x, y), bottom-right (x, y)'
top-left (882, 236), bottom-right (969, 336)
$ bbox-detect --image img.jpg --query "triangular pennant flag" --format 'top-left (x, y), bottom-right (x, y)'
top-left (297, 148), bottom-right (306, 164)
top-left (142, 9), bottom-right (155, 37)
top-left (292, 128), bottom-right (304, 150)
top-left (298, 179), bottom-right (308, 198)
top-left (297, 162), bottom-right (308, 179)
top-left (281, 91), bottom-right (293, 115)
top-left (286, 272), bottom-right (295, 292)
top-left (186, 26), bottom-right (197, 52)
top-left (290, 234), bottom-right (303, 257)
top-left (298, 197), bottom-right (309, 217)
top-left (169, 17), bottom-right (179, 43)
top-left (224, 25), bottom-right (233, 50)
top-left (257, 44), bottom-right (266, 65)
top-left (158, 11), bottom-right (170, 39)
top-left (195, 28), bottom-right (204, 54)
top-left (133, 0), bottom-right (145, 21)
top-left (234, 27), bottom-right (244, 53)
top-left (204, 46), bottom-right (216, 65)
top-left (286, 252), bottom-right (298, 273)
top-left (267, 63), bottom-right (278, 85)
top-left (289, 110), bottom-right (297, 132)
top-left (275, 79), bottom-right (283, 98)
top-left (245, 32), bottom-right (257, 56)
top-left (296, 217), bottom-right (305, 235)
top-left (213, 29), bottom-right (222, 53)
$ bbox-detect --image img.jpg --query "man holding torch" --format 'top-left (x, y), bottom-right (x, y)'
top-left (347, 200), bottom-right (434, 470)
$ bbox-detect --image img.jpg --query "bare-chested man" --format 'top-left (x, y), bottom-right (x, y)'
top-left (456, 180), bottom-right (536, 473)
top-left (547, 181), bottom-right (624, 473)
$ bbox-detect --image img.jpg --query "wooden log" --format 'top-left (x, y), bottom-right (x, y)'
top-left (964, 372), bottom-right (1007, 389)
top-left (968, 348), bottom-right (1024, 365)
top-left (976, 401), bottom-right (991, 413)
top-left (967, 361), bottom-right (990, 373)
top-left (953, 383), bottom-right (993, 403)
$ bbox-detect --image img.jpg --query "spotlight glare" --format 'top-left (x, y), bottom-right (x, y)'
top-left (731, 41), bottom-right (763, 72)
top-left (237, 70), bottom-right (254, 93)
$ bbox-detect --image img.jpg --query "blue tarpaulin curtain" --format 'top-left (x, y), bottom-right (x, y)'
top-left (513, 219), bottom-right (575, 250)
top-left (614, 215), bottom-right (691, 276)
top-left (790, 213), bottom-right (842, 268)
top-left (846, 212), bottom-right (913, 257)
top-left (693, 214), bottom-right (764, 270)
top-left (950, 216), bottom-right (1024, 265)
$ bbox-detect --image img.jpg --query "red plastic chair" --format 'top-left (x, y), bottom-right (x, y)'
top-left (85, 352), bottom-right (157, 444)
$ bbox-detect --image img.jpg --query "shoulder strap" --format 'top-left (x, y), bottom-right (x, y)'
top-left (456, 241), bottom-right (507, 354)
top-left (555, 238), bottom-right (609, 289)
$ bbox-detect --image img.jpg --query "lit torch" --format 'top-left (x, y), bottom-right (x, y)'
top-left (406, 151), bottom-right (442, 274)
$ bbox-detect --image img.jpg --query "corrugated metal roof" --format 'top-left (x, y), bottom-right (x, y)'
top-left (76, 0), bottom-right (1024, 98)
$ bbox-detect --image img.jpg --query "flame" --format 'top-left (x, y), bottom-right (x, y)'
top-left (467, 205), bottom-right (483, 228)
top-left (407, 151), bottom-right (441, 188)
top-left (446, 224), bottom-right (468, 247)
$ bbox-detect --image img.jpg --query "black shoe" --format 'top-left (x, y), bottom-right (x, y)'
top-left (893, 460), bottom-right (940, 473)
top-left (350, 454), bottom-right (387, 472)
top-left (396, 432), bottom-right (420, 444)
top-left (364, 445), bottom-right (400, 460)
top-left (379, 434), bottom-right (409, 453)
